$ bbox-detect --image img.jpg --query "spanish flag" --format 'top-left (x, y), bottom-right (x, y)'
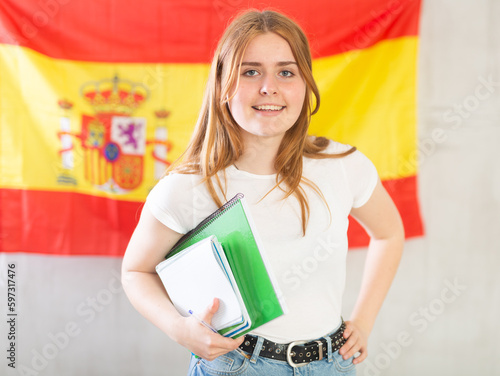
top-left (0, 0), bottom-right (423, 256)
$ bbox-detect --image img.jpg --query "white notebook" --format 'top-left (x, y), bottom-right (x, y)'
top-left (156, 235), bottom-right (243, 330)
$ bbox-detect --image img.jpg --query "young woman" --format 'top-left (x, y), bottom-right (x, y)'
top-left (122, 9), bottom-right (404, 376)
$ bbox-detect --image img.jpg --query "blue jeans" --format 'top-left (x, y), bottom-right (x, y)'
top-left (187, 330), bottom-right (356, 376)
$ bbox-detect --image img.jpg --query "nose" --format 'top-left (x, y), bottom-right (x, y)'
top-left (260, 75), bottom-right (278, 95)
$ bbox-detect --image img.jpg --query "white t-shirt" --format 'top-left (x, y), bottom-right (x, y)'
top-left (146, 140), bottom-right (378, 343)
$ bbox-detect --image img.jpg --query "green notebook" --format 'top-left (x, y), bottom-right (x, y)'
top-left (166, 193), bottom-right (286, 337)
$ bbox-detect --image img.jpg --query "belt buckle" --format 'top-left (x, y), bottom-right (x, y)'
top-left (286, 340), bottom-right (308, 368)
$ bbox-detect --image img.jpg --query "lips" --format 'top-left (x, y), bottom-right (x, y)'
top-left (252, 104), bottom-right (285, 111)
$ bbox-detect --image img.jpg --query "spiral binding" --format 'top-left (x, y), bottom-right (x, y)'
top-left (167, 193), bottom-right (244, 258)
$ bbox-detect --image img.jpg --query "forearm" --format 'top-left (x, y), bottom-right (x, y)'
top-left (122, 268), bottom-right (245, 359)
top-left (121, 269), bottom-right (184, 341)
top-left (121, 207), bottom-right (244, 359)
top-left (350, 234), bottom-right (404, 334)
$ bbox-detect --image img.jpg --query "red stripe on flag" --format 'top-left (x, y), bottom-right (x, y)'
top-left (0, 0), bottom-right (420, 63)
top-left (1, 176), bottom-right (423, 256)
top-left (348, 175), bottom-right (424, 248)
top-left (0, 189), bottom-right (143, 257)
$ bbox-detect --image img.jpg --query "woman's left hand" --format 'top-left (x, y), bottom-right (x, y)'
top-left (339, 320), bottom-right (369, 364)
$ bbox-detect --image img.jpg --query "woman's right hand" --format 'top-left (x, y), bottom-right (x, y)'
top-left (175, 298), bottom-right (245, 361)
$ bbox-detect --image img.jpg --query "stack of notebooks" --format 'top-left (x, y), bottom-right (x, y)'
top-left (156, 193), bottom-right (286, 338)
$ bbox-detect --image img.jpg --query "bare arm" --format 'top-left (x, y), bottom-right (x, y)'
top-left (339, 179), bottom-right (405, 364)
top-left (121, 204), bottom-right (244, 360)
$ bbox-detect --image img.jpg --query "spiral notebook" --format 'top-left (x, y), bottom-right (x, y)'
top-left (156, 235), bottom-right (247, 330)
top-left (163, 193), bottom-right (286, 338)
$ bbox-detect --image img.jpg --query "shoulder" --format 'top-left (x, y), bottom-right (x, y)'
top-left (315, 138), bottom-right (372, 168)
top-left (305, 138), bottom-right (378, 207)
top-left (304, 137), bottom-right (355, 159)
top-left (304, 136), bottom-right (353, 155)
top-left (303, 138), bottom-right (354, 173)
top-left (145, 173), bottom-right (206, 233)
top-left (338, 145), bottom-right (379, 208)
top-left (145, 172), bottom-right (222, 234)
top-left (321, 139), bottom-right (354, 154)
top-left (146, 173), bottom-right (197, 203)
top-left (151, 172), bottom-right (203, 191)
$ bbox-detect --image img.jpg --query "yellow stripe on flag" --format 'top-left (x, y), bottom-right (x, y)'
top-left (311, 37), bottom-right (418, 179)
top-left (1, 37), bottom-right (416, 200)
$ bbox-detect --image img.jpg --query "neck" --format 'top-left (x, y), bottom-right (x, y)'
top-left (235, 132), bottom-right (282, 175)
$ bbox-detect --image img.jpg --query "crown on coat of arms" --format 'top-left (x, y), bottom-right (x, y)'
top-left (80, 75), bottom-right (149, 115)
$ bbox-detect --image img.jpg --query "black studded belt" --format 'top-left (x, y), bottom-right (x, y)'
top-left (238, 319), bottom-right (346, 368)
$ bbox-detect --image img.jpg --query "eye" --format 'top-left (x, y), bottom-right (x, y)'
top-left (279, 70), bottom-right (295, 78)
top-left (243, 69), bottom-right (259, 77)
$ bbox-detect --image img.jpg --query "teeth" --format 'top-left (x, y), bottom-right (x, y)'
top-left (254, 105), bottom-right (284, 111)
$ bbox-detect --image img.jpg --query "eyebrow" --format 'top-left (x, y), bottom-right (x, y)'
top-left (241, 61), bottom-right (298, 67)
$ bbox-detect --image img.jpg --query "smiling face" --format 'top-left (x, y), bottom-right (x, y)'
top-left (228, 32), bottom-right (307, 145)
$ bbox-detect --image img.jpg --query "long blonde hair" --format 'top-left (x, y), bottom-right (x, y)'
top-left (168, 9), bottom-right (355, 234)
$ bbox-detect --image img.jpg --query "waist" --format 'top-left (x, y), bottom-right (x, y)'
top-left (239, 318), bottom-right (346, 368)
